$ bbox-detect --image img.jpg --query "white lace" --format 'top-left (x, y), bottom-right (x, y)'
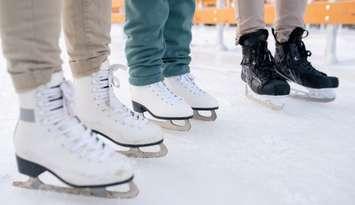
top-left (149, 81), bottom-right (183, 106)
top-left (175, 73), bottom-right (206, 96)
top-left (91, 64), bottom-right (148, 127)
top-left (35, 81), bottom-right (116, 162)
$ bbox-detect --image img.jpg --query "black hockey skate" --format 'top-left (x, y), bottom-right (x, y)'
top-left (239, 29), bottom-right (290, 110)
top-left (273, 27), bottom-right (339, 102)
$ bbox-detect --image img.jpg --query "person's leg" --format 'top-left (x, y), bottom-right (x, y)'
top-left (126, 0), bottom-right (193, 130)
top-left (162, 0), bottom-right (195, 78)
top-left (162, 0), bottom-right (218, 121)
top-left (64, 0), bottom-right (166, 157)
top-left (274, 0), bottom-right (307, 43)
top-left (0, 0), bottom-right (62, 93)
top-left (235, 0), bottom-right (265, 44)
top-left (273, 0), bottom-right (339, 102)
top-left (236, 0), bottom-right (290, 110)
top-left (124, 0), bottom-right (169, 86)
top-left (0, 1), bottom-right (136, 194)
top-left (63, 0), bottom-right (112, 78)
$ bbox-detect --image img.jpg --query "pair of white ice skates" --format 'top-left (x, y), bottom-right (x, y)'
top-left (131, 72), bottom-right (219, 131)
top-left (13, 61), bottom-right (218, 198)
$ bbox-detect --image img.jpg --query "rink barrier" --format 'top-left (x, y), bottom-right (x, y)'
top-left (111, 0), bottom-right (355, 24)
top-left (111, 0), bottom-right (355, 64)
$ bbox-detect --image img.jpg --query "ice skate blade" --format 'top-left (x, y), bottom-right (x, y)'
top-left (119, 143), bottom-right (168, 158)
top-left (245, 84), bottom-right (285, 111)
top-left (290, 84), bottom-right (336, 103)
top-left (13, 177), bottom-right (139, 199)
top-left (152, 119), bottom-right (191, 132)
top-left (193, 110), bottom-right (217, 121)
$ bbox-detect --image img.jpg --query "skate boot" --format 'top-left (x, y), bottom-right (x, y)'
top-left (164, 73), bottom-right (218, 121)
top-left (73, 61), bottom-right (167, 158)
top-left (239, 29), bottom-right (290, 110)
top-left (131, 81), bottom-right (193, 131)
top-left (13, 72), bottom-right (138, 198)
top-left (273, 27), bottom-right (339, 102)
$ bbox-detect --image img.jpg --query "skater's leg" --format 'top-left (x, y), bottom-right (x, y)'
top-left (274, 0), bottom-right (307, 43)
top-left (125, 0), bottom-right (193, 131)
top-left (0, 0), bottom-right (62, 92)
top-left (161, 0), bottom-right (218, 120)
top-left (63, 0), bottom-right (112, 78)
top-left (124, 0), bottom-right (169, 86)
top-left (235, 0), bottom-right (289, 110)
top-left (273, 0), bottom-right (339, 102)
top-left (162, 0), bottom-right (195, 78)
top-left (235, 0), bottom-right (265, 44)
top-left (0, 0), bottom-right (137, 197)
top-left (64, 0), bottom-right (166, 157)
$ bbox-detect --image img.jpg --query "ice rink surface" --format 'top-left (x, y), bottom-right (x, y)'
top-left (0, 25), bottom-right (354, 205)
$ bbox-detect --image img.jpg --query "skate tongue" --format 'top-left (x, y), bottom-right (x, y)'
top-left (288, 27), bottom-right (306, 42)
top-left (48, 72), bottom-right (64, 87)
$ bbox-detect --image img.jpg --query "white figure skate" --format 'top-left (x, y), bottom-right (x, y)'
top-left (164, 73), bottom-right (219, 121)
top-left (73, 61), bottom-right (167, 158)
top-left (13, 72), bottom-right (138, 198)
top-left (130, 82), bottom-right (193, 131)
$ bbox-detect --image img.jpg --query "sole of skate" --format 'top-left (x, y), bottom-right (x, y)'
top-left (244, 84), bottom-right (286, 111)
top-left (289, 82), bottom-right (336, 103)
top-left (13, 156), bottom-right (139, 199)
top-left (93, 130), bottom-right (168, 158)
top-left (192, 108), bottom-right (218, 121)
top-left (132, 101), bottom-right (193, 131)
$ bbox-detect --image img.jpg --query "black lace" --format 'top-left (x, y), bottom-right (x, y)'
top-left (289, 40), bottom-right (326, 76)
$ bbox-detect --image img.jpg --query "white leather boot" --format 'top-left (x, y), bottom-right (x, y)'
top-left (130, 81), bottom-right (193, 131)
top-left (164, 73), bottom-right (219, 121)
top-left (73, 61), bottom-right (167, 158)
top-left (13, 72), bottom-right (138, 198)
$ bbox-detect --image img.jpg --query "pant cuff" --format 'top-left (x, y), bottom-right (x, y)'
top-left (10, 67), bottom-right (60, 93)
top-left (70, 56), bottom-right (107, 78)
top-left (129, 72), bottom-right (163, 86)
top-left (163, 65), bottom-right (190, 78)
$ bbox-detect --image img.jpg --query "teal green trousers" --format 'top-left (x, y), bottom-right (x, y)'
top-left (124, 0), bottom-right (195, 86)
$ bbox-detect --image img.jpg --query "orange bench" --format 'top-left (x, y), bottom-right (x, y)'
top-left (112, 0), bottom-right (355, 25)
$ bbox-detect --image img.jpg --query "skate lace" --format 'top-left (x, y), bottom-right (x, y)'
top-left (91, 64), bottom-right (148, 127)
top-left (175, 73), bottom-right (206, 96)
top-left (149, 82), bottom-right (183, 106)
top-left (291, 40), bottom-right (326, 76)
top-left (36, 81), bottom-right (116, 162)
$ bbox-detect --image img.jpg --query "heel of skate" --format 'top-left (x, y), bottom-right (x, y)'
top-left (153, 119), bottom-right (191, 132)
top-left (119, 143), bottom-right (168, 158)
top-left (192, 109), bottom-right (217, 121)
top-left (132, 101), bottom-right (192, 131)
top-left (245, 84), bottom-right (285, 111)
top-left (132, 101), bottom-right (146, 113)
top-left (16, 156), bottom-right (46, 177)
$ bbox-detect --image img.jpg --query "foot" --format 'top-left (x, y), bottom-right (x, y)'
top-left (14, 72), bottom-right (134, 188)
top-left (130, 81), bottom-right (193, 131)
top-left (73, 61), bottom-right (167, 157)
top-left (274, 27), bottom-right (339, 101)
top-left (164, 73), bottom-right (218, 121)
top-left (239, 29), bottom-right (290, 109)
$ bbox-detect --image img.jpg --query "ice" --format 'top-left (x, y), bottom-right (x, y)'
top-left (0, 25), bottom-right (354, 205)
